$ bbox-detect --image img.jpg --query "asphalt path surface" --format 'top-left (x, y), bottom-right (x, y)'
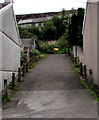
top-left (2, 54), bottom-right (97, 119)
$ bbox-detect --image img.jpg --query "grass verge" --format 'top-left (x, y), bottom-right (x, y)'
top-left (72, 60), bottom-right (99, 101)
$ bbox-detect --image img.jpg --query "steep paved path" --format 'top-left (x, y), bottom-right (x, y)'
top-left (3, 54), bottom-right (97, 119)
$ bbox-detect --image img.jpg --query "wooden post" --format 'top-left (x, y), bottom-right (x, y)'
top-left (22, 66), bottom-right (25, 76)
top-left (12, 73), bottom-right (15, 89)
top-left (89, 69), bottom-right (93, 84)
top-left (26, 63), bottom-right (28, 72)
top-left (74, 57), bottom-right (77, 64)
top-left (18, 67), bottom-right (21, 82)
top-left (4, 79), bottom-right (8, 98)
top-left (80, 62), bottom-right (83, 77)
top-left (84, 65), bottom-right (87, 80)
top-left (68, 48), bottom-right (70, 56)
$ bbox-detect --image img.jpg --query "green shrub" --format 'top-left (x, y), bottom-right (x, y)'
top-left (40, 42), bottom-right (59, 54)
top-left (75, 63), bottom-right (80, 68)
top-left (2, 96), bottom-right (12, 101)
top-left (31, 49), bottom-right (40, 56)
top-left (58, 48), bottom-right (68, 54)
top-left (39, 39), bottom-right (69, 54)
top-left (35, 56), bottom-right (40, 61)
top-left (21, 51), bottom-right (25, 59)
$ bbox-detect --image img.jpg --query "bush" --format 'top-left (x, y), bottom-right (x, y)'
top-left (31, 49), bottom-right (40, 56)
top-left (40, 42), bottom-right (59, 54)
top-left (58, 48), bottom-right (68, 54)
top-left (39, 39), bottom-right (69, 54)
top-left (58, 36), bottom-right (68, 49)
top-left (21, 51), bottom-right (25, 59)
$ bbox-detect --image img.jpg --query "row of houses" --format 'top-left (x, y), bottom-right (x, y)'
top-left (16, 10), bottom-right (76, 28)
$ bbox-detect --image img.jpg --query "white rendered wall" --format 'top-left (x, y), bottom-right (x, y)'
top-left (97, 4), bottom-right (99, 86)
top-left (83, 3), bottom-right (98, 85)
top-left (73, 46), bottom-right (83, 63)
top-left (0, 13), bottom-right (2, 120)
top-left (0, 3), bottom-right (20, 86)
top-left (0, 14), bottom-right (2, 92)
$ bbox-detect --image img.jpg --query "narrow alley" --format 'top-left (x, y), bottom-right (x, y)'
top-left (2, 54), bottom-right (97, 119)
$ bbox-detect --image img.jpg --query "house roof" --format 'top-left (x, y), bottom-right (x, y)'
top-left (16, 10), bottom-right (76, 23)
top-left (0, 2), bottom-right (10, 10)
top-left (18, 17), bottom-right (50, 25)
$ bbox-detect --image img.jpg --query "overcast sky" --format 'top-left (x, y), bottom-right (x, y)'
top-left (1, 0), bottom-right (87, 15)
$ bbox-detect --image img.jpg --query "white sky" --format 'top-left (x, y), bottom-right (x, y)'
top-left (1, 0), bottom-right (87, 15)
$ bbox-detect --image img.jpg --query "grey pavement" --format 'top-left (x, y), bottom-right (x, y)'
top-left (2, 54), bottom-right (97, 119)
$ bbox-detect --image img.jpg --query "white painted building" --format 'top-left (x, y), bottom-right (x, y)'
top-left (83, 1), bottom-right (99, 85)
top-left (0, 1), bottom-right (21, 89)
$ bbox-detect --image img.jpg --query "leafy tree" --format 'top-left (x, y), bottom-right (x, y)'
top-left (61, 8), bottom-right (67, 21)
top-left (77, 8), bottom-right (85, 46)
top-left (52, 16), bottom-right (66, 39)
top-left (18, 26), bottom-right (40, 39)
top-left (67, 8), bottom-right (85, 47)
top-left (41, 20), bottom-right (57, 41)
top-left (27, 26), bottom-right (40, 38)
top-left (18, 26), bottom-right (31, 38)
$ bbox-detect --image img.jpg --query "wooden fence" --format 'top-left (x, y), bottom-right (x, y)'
top-left (3, 56), bottom-right (35, 98)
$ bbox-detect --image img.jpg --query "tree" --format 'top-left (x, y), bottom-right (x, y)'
top-left (18, 26), bottom-right (31, 38)
top-left (77, 8), bottom-right (85, 47)
top-left (52, 16), bottom-right (66, 39)
top-left (67, 8), bottom-right (85, 47)
top-left (41, 20), bottom-right (57, 41)
top-left (18, 26), bottom-right (40, 39)
top-left (27, 26), bottom-right (40, 38)
top-left (61, 8), bottom-right (67, 20)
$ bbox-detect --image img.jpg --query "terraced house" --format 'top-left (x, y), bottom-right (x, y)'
top-left (0, 0), bottom-right (21, 90)
top-left (16, 10), bottom-right (76, 28)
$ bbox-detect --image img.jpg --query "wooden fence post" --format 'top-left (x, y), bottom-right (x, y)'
top-left (26, 63), bottom-right (28, 72)
top-left (74, 57), bottom-right (77, 64)
top-left (4, 79), bottom-right (8, 98)
top-left (18, 67), bottom-right (21, 82)
top-left (89, 69), bottom-right (93, 84)
top-left (80, 62), bottom-right (83, 77)
top-left (84, 65), bottom-right (87, 80)
top-left (12, 73), bottom-right (15, 89)
top-left (22, 66), bottom-right (25, 76)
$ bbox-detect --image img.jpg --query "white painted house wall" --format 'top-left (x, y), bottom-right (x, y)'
top-left (0, 3), bottom-right (21, 88)
top-left (0, 12), bottom-right (2, 93)
top-left (72, 46), bottom-right (83, 63)
top-left (83, 2), bottom-right (98, 85)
